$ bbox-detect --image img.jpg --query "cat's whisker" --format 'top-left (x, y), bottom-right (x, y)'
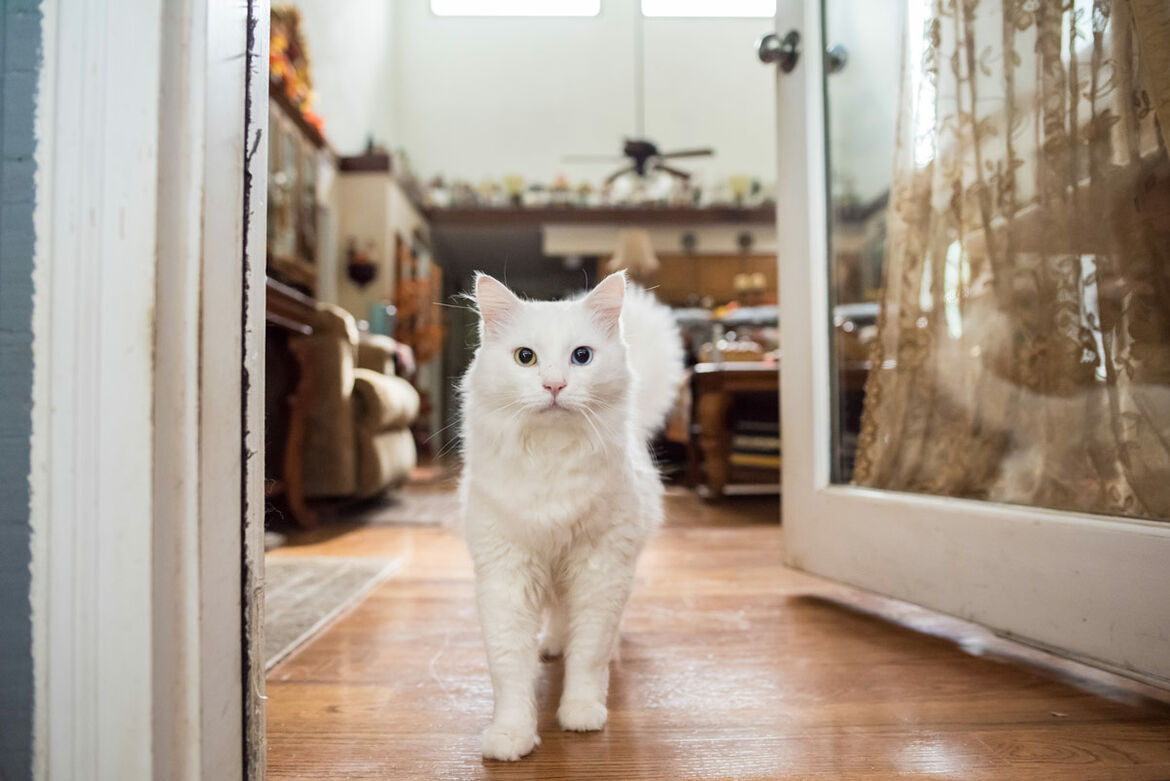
top-left (490, 397), bottom-right (531, 415)
top-left (498, 400), bottom-right (536, 432)
top-left (433, 301), bottom-right (478, 314)
top-left (575, 405), bottom-right (605, 448)
top-left (586, 399), bottom-right (620, 415)
top-left (424, 419), bottom-right (461, 445)
top-left (575, 404), bottom-right (619, 451)
top-left (434, 438), bottom-right (463, 461)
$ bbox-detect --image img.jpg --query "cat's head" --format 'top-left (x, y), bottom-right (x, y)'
top-left (465, 271), bottom-right (632, 428)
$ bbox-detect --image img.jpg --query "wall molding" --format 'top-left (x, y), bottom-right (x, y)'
top-left (32, 0), bottom-right (162, 777)
top-left (31, 1), bottom-right (265, 778)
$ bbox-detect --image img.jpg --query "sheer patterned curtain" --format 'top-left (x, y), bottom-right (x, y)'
top-left (853, 0), bottom-right (1170, 521)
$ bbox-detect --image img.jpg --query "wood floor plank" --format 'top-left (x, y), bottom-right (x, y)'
top-left (266, 490), bottom-right (1170, 780)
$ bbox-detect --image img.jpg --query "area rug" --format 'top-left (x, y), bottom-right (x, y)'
top-left (349, 489), bottom-right (462, 526)
top-left (264, 556), bottom-right (399, 669)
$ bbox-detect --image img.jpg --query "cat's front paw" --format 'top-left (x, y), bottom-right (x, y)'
top-left (481, 722), bottom-right (539, 761)
top-left (557, 698), bottom-right (608, 731)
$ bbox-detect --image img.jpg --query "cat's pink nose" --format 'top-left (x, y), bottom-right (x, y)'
top-left (542, 380), bottom-right (567, 400)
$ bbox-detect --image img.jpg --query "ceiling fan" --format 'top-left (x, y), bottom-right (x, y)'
top-left (565, 140), bottom-right (714, 184)
top-left (562, 13), bottom-right (714, 183)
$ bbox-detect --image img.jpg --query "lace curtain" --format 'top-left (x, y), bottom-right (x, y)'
top-left (853, 0), bottom-right (1170, 521)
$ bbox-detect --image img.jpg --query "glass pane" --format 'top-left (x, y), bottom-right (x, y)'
top-left (826, 0), bottom-right (1170, 522)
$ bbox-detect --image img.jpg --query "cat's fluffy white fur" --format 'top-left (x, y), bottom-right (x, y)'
top-left (459, 271), bottom-right (683, 761)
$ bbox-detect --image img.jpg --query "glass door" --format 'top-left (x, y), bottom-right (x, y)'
top-left (771, 0), bottom-right (1170, 684)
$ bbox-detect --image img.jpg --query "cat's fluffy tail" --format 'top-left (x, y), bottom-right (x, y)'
top-left (622, 284), bottom-right (685, 440)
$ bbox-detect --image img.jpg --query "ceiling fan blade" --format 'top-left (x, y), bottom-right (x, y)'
top-left (658, 147), bottom-right (715, 159)
top-left (654, 162), bottom-right (692, 180)
top-left (604, 164), bottom-right (637, 185)
top-left (563, 154), bottom-right (627, 163)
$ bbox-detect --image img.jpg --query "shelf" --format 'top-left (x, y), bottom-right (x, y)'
top-left (338, 153), bottom-right (392, 172)
top-left (425, 204), bottom-right (776, 227)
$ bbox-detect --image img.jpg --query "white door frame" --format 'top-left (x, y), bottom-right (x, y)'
top-left (775, 0), bottom-right (1170, 687)
top-left (30, 1), bottom-right (267, 778)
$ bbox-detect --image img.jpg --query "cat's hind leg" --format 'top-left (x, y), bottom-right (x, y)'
top-left (540, 597), bottom-right (569, 659)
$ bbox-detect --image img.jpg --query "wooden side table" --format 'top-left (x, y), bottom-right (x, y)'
top-left (692, 361), bottom-right (780, 499)
top-left (265, 277), bottom-right (318, 527)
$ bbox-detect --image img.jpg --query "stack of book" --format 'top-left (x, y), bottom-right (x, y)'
top-left (729, 419), bottom-right (781, 470)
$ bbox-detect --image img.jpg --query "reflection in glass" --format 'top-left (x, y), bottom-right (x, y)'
top-left (827, 0), bottom-right (1170, 521)
top-left (826, 0), bottom-right (902, 480)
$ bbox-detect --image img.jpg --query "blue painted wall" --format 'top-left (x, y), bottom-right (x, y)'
top-left (0, 0), bottom-right (41, 778)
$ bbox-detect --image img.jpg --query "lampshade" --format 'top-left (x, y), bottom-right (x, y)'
top-left (606, 229), bottom-right (660, 280)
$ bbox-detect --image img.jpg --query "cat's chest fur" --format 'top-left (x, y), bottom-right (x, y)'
top-left (466, 422), bottom-right (635, 538)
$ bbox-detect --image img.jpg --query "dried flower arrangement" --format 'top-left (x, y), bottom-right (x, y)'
top-left (270, 6), bottom-right (324, 135)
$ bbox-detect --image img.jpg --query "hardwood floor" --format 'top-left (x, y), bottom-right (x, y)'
top-left (266, 488), bottom-right (1170, 780)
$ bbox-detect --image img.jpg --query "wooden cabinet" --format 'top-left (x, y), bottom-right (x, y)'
top-left (267, 83), bottom-right (334, 296)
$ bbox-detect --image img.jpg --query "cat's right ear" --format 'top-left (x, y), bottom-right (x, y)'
top-left (474, 273), bottom-right (521, 338)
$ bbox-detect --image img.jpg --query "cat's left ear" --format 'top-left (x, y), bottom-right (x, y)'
top-left (583, 270), bottom-right (626, 334)
top-left (475, 273), bottom-right (522, 338)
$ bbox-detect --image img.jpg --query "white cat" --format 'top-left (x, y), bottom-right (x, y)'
top-left (459, 271), bottom-right (684, 761)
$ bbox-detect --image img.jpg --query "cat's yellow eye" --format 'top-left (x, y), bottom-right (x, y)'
top-left (514, 347), bottom-right (537, 367)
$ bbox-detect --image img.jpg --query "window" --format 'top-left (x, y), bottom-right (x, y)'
top-left (431, 0), bottom-right (601, 16)
top-left (641, 0), bottom-right (776, 16)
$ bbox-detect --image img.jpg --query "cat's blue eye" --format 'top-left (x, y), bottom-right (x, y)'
top-left (570, 346), bottom-right (593, 366)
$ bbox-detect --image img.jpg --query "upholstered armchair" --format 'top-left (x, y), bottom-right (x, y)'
top-left (285, 304), bottom-right (419, 525)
